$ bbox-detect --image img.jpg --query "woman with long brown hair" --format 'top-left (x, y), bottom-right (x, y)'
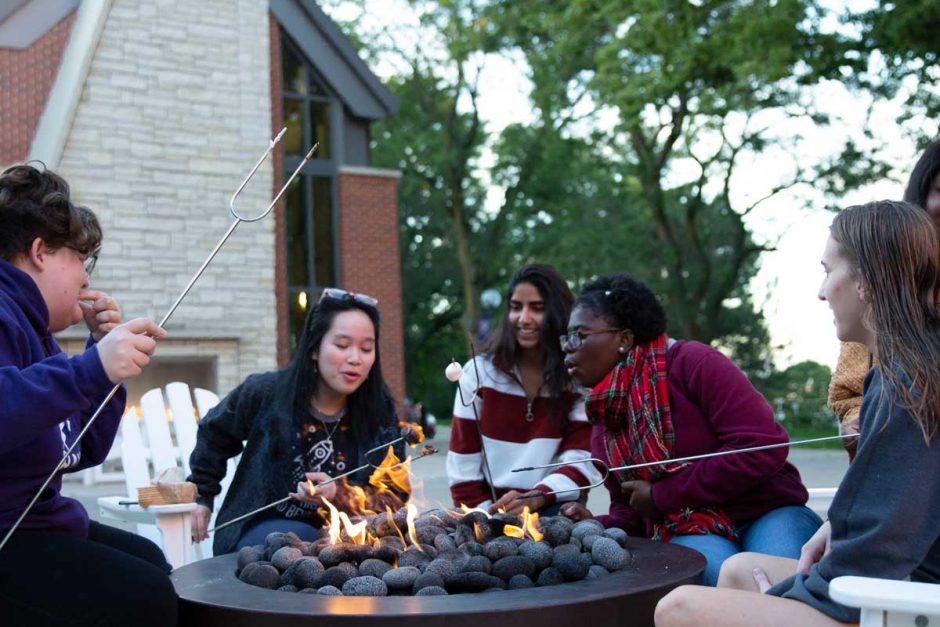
top-left (655, 200), bottom-right (940, 626)
top-left (828, 138), bottom-right (940, 459)
top-left (446, 263), bottom-right (602, 514)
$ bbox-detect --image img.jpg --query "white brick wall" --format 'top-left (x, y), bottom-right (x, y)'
top-left (57, 0), bottom-right (276, 395)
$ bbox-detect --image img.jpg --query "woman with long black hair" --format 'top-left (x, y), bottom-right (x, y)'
top-left (447, 263), bottom-right (602, 515)
top-left (188, 288), bottom-right (403, 554)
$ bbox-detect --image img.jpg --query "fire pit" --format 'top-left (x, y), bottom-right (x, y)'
top-left (172, 536), bottom-right (704, 627)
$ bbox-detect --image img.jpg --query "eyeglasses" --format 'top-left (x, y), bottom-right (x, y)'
top-left (559, 328), bottom-right (623, 351)
top-left (318, 287), bottom-right (379, 307)
top-left (67, 247), bottom-right (98, 277)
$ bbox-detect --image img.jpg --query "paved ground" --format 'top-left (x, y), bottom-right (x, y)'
top-left (62, 425), bottom-right (849, 533)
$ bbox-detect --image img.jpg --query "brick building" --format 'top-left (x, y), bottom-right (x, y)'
top-left (0, 0), bottom-right (406, 405)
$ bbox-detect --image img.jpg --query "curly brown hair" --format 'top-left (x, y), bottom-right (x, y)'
top-left (0, 163), bottom-right (101, 262)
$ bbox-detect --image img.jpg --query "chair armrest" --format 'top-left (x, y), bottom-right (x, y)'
top-left (98, 496), bottom-right (197, 524)
top-left (830, 576), bottom-right (940, 615)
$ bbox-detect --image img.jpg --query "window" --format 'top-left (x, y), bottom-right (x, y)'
top-left (281, 30), bottom-right (337, 352)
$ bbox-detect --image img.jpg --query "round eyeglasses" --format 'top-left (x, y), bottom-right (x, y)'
top-left (559, 328), bottom-right (623, 351)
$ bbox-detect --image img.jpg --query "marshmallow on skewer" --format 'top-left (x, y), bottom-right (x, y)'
top-left (445, 360), bottom-right (463, 382)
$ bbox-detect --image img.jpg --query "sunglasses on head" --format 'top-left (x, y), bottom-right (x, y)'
top-left (318, 287), bottom-right (379, 308)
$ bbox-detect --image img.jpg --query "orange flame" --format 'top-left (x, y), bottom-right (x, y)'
top-left (503, 524), bottom-right (524, 539)
top-left (406, 503), bottom-right (422, 550)
top-left (473, 521), bottom-right (486, 543)
top-left (307, 479), bottom-right (316, 496)
top-left (522, 506), bottom-right (543, 542)
top-left (369, 446), bottom-right (411, 495)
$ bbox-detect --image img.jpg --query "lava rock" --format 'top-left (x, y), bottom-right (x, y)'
top-left (359, 558), bottom-right (393, 579)
top-left (454, 525), bottom-right (476, 546)
top-left (603, 527), bottom-right (629, 547)
top-left (587, 564), bottom-right (610, 579)
top-left (424, 558), bottom-right (457, 580)
top-left (416, 525), bottom-right (448, 546)
top-left (591, 537), bottom-right (628, 571)
top-left (492, 555), bottom-right (536, 582)
top-left (350, 544), bottom-right (374, 564)
top-left (378, 535), bottom-right (406, 551)
top-left (458, 539), bottom-right (483, 556)
top-left (482, 537), bottom-right (518, 561)
top-left (541, 524), bottom-right (571, 547)
top-left (460, 511), bottom-right (489, 527)
top-left (458, 555), bottom-right (492, 575)
top-left (518, 541), bottom-right (553, 569)
top-left (236, 546), bottom-right (265, 574)
top-left (419, 543), bottom-right (439, 558)
top-left (392, 509), bottom-right (409, 530)
top-left (433, 534), bottom-right (457, 553)
top-left (239, 563), bottom-right (280, 589)
top-left (398, 548), bottom-right (432, 570)
top-left (321, 565), bottom-right (353, 589)
top-left (445, 572), bottom-right (506, 593)
top-left (553, 543), bottom-right (580, 558)
top-left (277, 585), bottom-right (298, 592)
top-left (337, 562), bottom-right (359, 579)
top-left (508, 574), bottom-right (535, 590)
top-left (265, 532), bottom-right (303, 560)
top-left (571, 520), bottom-right (605, 542)
top-left (552, 549), bottom-right (591, 581)
top-left (412, 571), bottom-right (445, 593)
top-left (290, 558), bottom-right (326, 589)
top-left (343, 576), bottom-right (388, 597)
top-left (318, 543), bottom-right (356, 568)
top-left (415, 586), bottom-right (448, 596)
top-left (382, 566), bottom-right (421, 590)
top-left (544, 515), bottom-right (574, 530)
top-left (582, 534), bottom-right (604, 552)
top-left (317, 585), bottom-right (343, 596)
top-left (568, 537), bottom-right (583, 550)
top-left (271, 546), bottom-right (304, 571)
top-left (536, 567), bottom-right (564, 587)
top-left (372, 543), bottom-right (402, 564)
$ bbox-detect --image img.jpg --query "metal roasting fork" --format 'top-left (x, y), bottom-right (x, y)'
top-left (510, 432), bottom-right (861, 499)
top-left (0, 131), bottom-right (317, 553)
top-left (450, 340), bottom-right (499, 503)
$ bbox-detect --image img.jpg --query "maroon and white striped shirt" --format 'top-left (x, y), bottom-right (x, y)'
top-left (447, 355), bottom-right (602, 509)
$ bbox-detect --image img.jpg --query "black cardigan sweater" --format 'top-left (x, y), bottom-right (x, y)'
top-left (187, 370), bottom-right (401, 555)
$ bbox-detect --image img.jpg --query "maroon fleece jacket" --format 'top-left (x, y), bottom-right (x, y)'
top-left (593, 340), bottom-right (808, 536)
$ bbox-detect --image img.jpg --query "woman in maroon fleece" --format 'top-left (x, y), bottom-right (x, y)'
top-left (560, 274), bottom-right (819, 585)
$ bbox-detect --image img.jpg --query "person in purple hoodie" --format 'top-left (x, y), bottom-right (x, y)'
top-left (559, 274), bottom-right (820, 586)
top-left (0, 164), bottom-right (174, 626)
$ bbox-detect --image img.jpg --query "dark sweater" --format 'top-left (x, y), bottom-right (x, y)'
top-left (594, 340), bottom-right (808, 535)
top-left (0, 258), bottom-right (125, 538)
top-left (187, 370), bottom-right (402, 555)
top-left (768, 367), bottom-right (940, 622)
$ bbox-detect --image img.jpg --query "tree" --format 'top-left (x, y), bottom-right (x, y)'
top-left (483, 0), bottom-right (883, 353)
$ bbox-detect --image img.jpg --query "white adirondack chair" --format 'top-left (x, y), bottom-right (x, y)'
top-left (830, 576), bottom-right (940, 626)
top-left (98, 382), bottom-right (237, 569)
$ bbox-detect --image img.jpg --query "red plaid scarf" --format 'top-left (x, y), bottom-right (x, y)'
top-left (585, 335), bottom-right (736, 542)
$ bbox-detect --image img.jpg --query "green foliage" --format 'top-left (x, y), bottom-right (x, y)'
top-left (324, 0), bottom-right (939, 417)
top-left (755, 360), bottom-right (836, 431)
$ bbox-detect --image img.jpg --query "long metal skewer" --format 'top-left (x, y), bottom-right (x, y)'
top-left (450, 340), bottom-right (499, 503)
top-left (0, 131), bottom-right (316, 553)
top-left (511, 432), bottom-right (860, 498)
top-left (209, 446), bottom-right (439, 534)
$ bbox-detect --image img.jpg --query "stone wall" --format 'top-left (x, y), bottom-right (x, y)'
top-left (56, 0), bottom-right (276, 396)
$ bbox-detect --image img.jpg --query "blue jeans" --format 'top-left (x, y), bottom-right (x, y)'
top-left (236, 518), bottom-right (321, 550)
top-left (669, 505), bottom-right (822, 586)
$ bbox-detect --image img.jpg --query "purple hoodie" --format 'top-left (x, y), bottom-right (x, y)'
top-left (0, 258), bottom-right (125, 538)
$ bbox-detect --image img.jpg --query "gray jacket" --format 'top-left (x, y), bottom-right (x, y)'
top-left (769, 367), bottom-right (940, 622)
